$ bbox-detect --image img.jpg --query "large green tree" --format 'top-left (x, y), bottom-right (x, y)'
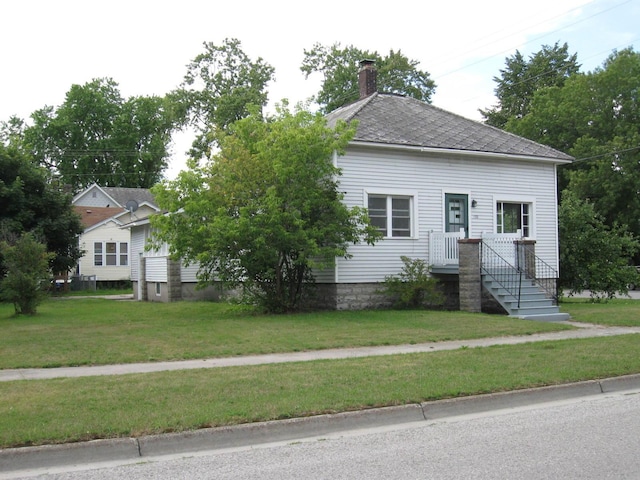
top-left (559, 191), bottom-right (639, 299)
top-left (22, 78), bottom-right (177, 191)
top-left (301, 43), bottom-right (436, 113)
top-left (0, 144), bottom-right (83, 276)
top-left (510, 48), bottom-right (640, 238)
top-left (480, 42), bottom-right (580, 129)
top-left (150, 105), bottom-right (380, 312)
top-left (174, 38), bottom-right (276, 161)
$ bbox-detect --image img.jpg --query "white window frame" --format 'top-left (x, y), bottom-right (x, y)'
top-left (365, 189), bottom-right (418, 239)
top-left (493, 195), bottom-right (535, 239)
top-left (94, 241), bottom-right (129, 267)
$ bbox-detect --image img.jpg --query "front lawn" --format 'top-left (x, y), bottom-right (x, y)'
top-left (560, 297), bottom-right (640, 326)
top-left (0, 299), bottom-right (576, 369)
top-left (1, 334), bottom-right (638, 448)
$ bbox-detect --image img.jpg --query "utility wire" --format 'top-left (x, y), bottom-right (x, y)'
top-left (569, 145), bottom-right (640, 164)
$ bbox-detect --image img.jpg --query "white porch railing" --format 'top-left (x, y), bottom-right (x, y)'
top-left (480, 232), bottom-right (522, 267)
top-left (429, 230), bottom-right (523, 266)
top-left (429, 229), bottom-right (465, 265)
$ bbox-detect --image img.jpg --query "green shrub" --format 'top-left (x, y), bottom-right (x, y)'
top-left (0, 233), bottom-right (53, 315)
top-left (382, 256), bottom-right (445, 309)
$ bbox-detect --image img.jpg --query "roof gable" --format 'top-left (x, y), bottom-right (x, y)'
top-left (101, 186), bottom-right (157, 208)
top-left (73, 184), bottom-right (158, 209)
top-left (74, 206), bottom-right (126, 229)
top-left (326, 93), bottom-right (573, 162)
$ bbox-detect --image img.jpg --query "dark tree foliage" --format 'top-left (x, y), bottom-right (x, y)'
top-left (480, 42), bottom-right (580, 129)
top-left (301, 43), bottom-right (436, 113)
top-left (23, 78), bottom-right (177, 191)
top-left (0, 144), bottom-right (83, 276)
top-left (559, 191), bottom-right (639, 300)
top-left (511, 48), bottom-right (640, 239)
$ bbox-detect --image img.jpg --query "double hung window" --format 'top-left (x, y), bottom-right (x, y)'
top-left (94, 242), bottom-right (129, 266)
top-left (368, 194), bottom-right (412, 238)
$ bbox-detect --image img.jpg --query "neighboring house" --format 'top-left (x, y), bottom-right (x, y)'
top-left (73, 184), bottom-right (160, 284)
top-left (130, 62), bottom-right (573, 319)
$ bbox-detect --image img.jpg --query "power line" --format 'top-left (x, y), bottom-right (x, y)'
top-left (569, 145), bottom-right (640, 164)
top-left (433, 0), bottom-right (634, 82)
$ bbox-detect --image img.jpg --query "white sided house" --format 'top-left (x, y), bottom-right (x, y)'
top-left (129, 63), bottom-right (573, 320)
top-left (128, 217), bottom-right (222, 302)
top-left (317, 62), bottom-right (573, 319)
top-left (73, 184), bottom-right (160, 284)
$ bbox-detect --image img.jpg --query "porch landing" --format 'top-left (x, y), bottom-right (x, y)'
top-left (431, 264), bottom-right (459, 275)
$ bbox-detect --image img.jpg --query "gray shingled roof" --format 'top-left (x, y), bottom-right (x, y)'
top-left (102, 187), bottom-right (157, 208)
top-left (326, 93), bottom-right (573, 161)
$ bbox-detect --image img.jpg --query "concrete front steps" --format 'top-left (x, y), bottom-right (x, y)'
top-left (482, 271), bottom-right (570, 322)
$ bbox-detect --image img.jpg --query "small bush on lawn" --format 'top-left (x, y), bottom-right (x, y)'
top-left (382, 256), bottom-right (445, 309)
top-left (0, 233), bottom-right (53, 315)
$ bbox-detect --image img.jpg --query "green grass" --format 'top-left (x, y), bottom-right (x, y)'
top-left (1, 335), bottom-right (638, 448)
top-left (0, 299), bottom-right (576, 369)
top-left (560, 297), bottom-right (640, 326)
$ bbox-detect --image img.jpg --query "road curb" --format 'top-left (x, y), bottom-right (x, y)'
top-left (0, 438), bottom-right (139, 474)
top-left (2, 373), bottom-right (640, 475)
top-left (139, 403), bottom-right (424, 458)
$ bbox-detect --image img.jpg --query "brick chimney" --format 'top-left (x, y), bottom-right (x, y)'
top-left (358, 59), bottom-right (377, 99)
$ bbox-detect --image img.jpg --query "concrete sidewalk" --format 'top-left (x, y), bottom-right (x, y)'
top-left (2, 322), bottom-right (640, 382)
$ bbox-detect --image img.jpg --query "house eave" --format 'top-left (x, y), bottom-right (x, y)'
top-left (348, 141), bottom-right (574, 165)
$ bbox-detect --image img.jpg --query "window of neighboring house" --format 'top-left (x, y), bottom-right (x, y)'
top-left (155, 282), bottom-right (161, 296)
top-left (496, 202), bottom-right (531, 237)
top-left (368, 194), bottom-right (412, 238)
top-left (119, 242), bottom-right (128, 266)
top-left (94, 242), bottom-right (103, 266)
top-left (94, 242), bottom-right (129, 266)
top-left (106, 242), bottom-right (117, 266)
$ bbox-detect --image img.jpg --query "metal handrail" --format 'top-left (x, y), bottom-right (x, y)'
top-left (481, 240), bottom-right (560, 307)
top-left (481, 241), bottom-right (523, 308)
top-left (518, 243), bottom-right (559, 303)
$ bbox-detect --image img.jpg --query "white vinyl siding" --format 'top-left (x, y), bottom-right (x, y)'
top-left (129, 226), bottom-right (147, 281)
top-left (145, 257), bottom-right (168, 282)
top-left (334, 146), bottom-right (560, 283)
top-left (77, 220), bottom-right (131, 281)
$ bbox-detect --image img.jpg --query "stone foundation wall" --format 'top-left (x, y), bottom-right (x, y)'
top-left (181, 283), bottom-right (228, 301)
top-left (334, 283), bottom-right (394, 310)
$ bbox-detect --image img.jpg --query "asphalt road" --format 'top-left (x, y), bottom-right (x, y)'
top-left (14, 389), bottom-right (640, 480)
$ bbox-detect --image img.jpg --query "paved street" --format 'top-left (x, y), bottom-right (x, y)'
top-left (8, 388), bottom-right (640, 479)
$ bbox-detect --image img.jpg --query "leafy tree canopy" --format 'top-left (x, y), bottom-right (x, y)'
top-left (174, 38), bottom-right (276, 162)
top-left (150, 104), bottom-right (380, 312)
top-left (559, 190), bottom-right (639, 300)
top-left (301, 43), bottom-right (436, 113)
top-left (481, 42), bottom-right (580, 129)
top-left (0, 144), bottom-right (83, 275)
top-left (21, 78), bottom-right (178, 191)
top-left (509, 48), bottom-right (640, 238)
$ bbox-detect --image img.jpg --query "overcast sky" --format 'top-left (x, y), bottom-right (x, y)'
top-left (2, 0), bottom-right (638, 177)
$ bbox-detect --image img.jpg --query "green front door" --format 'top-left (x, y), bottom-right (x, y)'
top-left (445, 193), bottom-right (468, 236)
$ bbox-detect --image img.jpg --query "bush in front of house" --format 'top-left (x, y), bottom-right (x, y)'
top-left (382, 256), bottom-right (445, 309)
